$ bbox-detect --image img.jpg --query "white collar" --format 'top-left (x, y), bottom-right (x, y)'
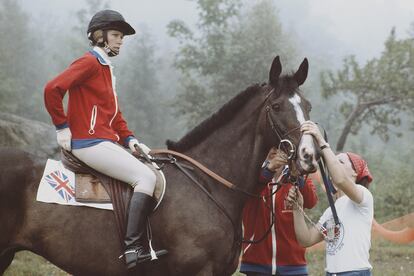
top-left (93, 46), bottom-right (112, 66)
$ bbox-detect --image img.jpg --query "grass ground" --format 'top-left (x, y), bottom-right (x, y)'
top-left (4, 240), bottom-right (413, 275)
top-left (304, 240), bottom-right (413, 275)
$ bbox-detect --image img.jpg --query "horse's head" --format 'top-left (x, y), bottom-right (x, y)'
top-left (261, 56), bottom-right (318, 174)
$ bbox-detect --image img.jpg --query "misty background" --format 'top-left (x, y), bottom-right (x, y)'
top-left (1, 0), bottom-right (413, 223)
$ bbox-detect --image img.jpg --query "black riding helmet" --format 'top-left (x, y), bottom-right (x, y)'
top-left (87, 10), bottom-right (135, 39)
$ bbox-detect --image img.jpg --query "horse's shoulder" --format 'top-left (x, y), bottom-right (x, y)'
top-left (0, 147), bottom-right (43, 193)
top-left (0, 147), bottom-right (38, 167)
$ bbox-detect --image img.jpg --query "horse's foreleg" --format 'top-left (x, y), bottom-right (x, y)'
top-left (0, 250), bottom-right (15, 275)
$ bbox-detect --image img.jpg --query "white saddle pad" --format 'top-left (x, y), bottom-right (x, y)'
top-left (36, 159), bottom-right (113, 210)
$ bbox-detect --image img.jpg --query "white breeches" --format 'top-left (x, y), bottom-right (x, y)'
top-left (72, 141), bottom-right (156, 196)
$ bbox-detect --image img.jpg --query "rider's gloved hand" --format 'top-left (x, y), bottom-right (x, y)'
top-left (137, 142), bottom-right (151, 156)
top-left (56, 127), bottom-right (72, 151)
top-left (128, 139), bottom-right (152, 156)
top-left (128, 138), bottom-right (140, 152)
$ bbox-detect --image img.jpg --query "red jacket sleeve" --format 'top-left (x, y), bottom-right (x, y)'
top-left (300, 178), bottom-right (318, 209)
top-left (112, 108), bottom-right (134, 145)
top-left (44, 55), bottom-right (98, 127)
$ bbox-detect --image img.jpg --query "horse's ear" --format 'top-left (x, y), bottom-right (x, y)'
top-left (294, 58), bottom-right (308, 86)
top-left (269, 56), bottom-right (282, 87)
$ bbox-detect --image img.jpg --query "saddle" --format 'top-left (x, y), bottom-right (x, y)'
top-left (60, 150), bottom-right (165, 245)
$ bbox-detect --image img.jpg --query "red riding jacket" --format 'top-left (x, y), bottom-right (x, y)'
top-left (241, 173), bottom-right (318, 275)
top-left (44, 48), bottom-right (134, 146)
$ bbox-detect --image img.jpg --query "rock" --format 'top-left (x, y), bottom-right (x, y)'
top-left (0, 112), bottom-right (58, 158)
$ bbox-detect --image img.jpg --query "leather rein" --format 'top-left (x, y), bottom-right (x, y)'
top-left (150, 149), bottom-right (258, 197)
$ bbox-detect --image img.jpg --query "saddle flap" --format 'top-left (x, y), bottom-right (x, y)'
top-left (75, 174), bottom-right (111, 203)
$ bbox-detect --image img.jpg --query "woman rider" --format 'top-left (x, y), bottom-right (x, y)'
top-left (44, 10), bottom-right (167, 270)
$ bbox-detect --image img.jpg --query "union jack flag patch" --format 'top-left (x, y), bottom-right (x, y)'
top-left (44, 170), bottom-right (75, 202)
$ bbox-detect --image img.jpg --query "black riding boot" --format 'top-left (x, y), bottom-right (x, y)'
top-left (123, 192), bottom-right (168, 270)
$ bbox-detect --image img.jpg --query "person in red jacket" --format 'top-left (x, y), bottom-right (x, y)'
top-left (241, 147), bottom-right (318, 276)
top-left (44, 10), bottom-right (166, 270)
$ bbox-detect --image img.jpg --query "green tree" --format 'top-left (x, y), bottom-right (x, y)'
top-left (368, 146), bottom-right (414, 221)
top-left (321, 29), bottom-right (414, 151)
top-left (50, 0), bottom-right (110, 69)
top-left (116, 27), bottom-right (167, 147)
top-left (168, 0), bottom-right (296, 127)
top-left (0, 0), bottom-right (45, 119)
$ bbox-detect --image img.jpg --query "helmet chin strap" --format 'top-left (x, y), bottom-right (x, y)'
top-left (101, 29), bottom-right (119, 57)
top-left (104, 43), bottom-right (119, 57)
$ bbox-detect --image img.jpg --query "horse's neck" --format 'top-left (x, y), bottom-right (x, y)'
top-left (186, 106), bottom-right (267, 217)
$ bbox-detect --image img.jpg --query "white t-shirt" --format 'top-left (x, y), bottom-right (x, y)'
top-left (318, 185), bottom-right (374, 273)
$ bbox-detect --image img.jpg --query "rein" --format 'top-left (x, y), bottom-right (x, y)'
top-left (150, 149), bottom-right (258, 197)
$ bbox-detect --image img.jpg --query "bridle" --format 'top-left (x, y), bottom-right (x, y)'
top-left (240, 88), bottom-right (308, 244)
top-left (264, 88), bottom-right (302, 161)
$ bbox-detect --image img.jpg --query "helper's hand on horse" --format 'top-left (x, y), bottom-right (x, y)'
top-left (266, 148), bottom-right (288, 172)
top-left (287, 186), bottom-right (304, 210)
top-left (300, 121), bottom-right (326, 147)
top-left (56, 127), bottom-right (72, 151)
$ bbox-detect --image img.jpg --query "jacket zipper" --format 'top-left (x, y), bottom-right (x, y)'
top-left (108, 66), bottom-right (120, 141)
top-left (88, 105), bottom-right (98, 135)
top-left (108, 67), bottom-right (118, 128)
top-left (271, 185), bottom-right (277, 274)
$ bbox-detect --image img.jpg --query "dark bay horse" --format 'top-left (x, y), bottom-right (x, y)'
top-left (0, 56), bottom-right (318, 275)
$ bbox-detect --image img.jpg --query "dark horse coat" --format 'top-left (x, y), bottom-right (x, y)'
top-left (0, 56), bottom-right (315, 276)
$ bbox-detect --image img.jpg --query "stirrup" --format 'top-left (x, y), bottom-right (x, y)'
top-left (119, 249), bottom-right (137, 259)
top-left (137, 249), bottom-right (168, 264)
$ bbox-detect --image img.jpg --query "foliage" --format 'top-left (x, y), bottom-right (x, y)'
top-left (367, 144), bottom-right (414, 222)
top-left (168, 0), bottom-right (296, 127)
top-left (321, 29), bottom-right (414, 151)
top-left (50, 0), bottom-right (110, 70)
top-left (116, 27), bottom-right (169, 147)
top-left (0, 0), bottom-right (112, 123)
top-left (0, 0), bottom-right (45, 120)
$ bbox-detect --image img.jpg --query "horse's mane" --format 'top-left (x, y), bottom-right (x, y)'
top-left (166, 84), bottom-right (262, 151)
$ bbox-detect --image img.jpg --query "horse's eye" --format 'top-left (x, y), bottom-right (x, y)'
top-left (272, 103), bottom-right (280, 111)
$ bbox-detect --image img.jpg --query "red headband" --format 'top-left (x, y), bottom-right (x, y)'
top-left (346, 152), bottom-right (373, 185)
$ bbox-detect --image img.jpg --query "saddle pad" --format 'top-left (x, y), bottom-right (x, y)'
top-left (74, 162), bottom-right (166, 209)
top-left (36, 159), bottom-right (113, 210)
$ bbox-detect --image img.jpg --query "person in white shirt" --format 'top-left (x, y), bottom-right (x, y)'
top-left (287, 120), bottom-right (374, 276)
